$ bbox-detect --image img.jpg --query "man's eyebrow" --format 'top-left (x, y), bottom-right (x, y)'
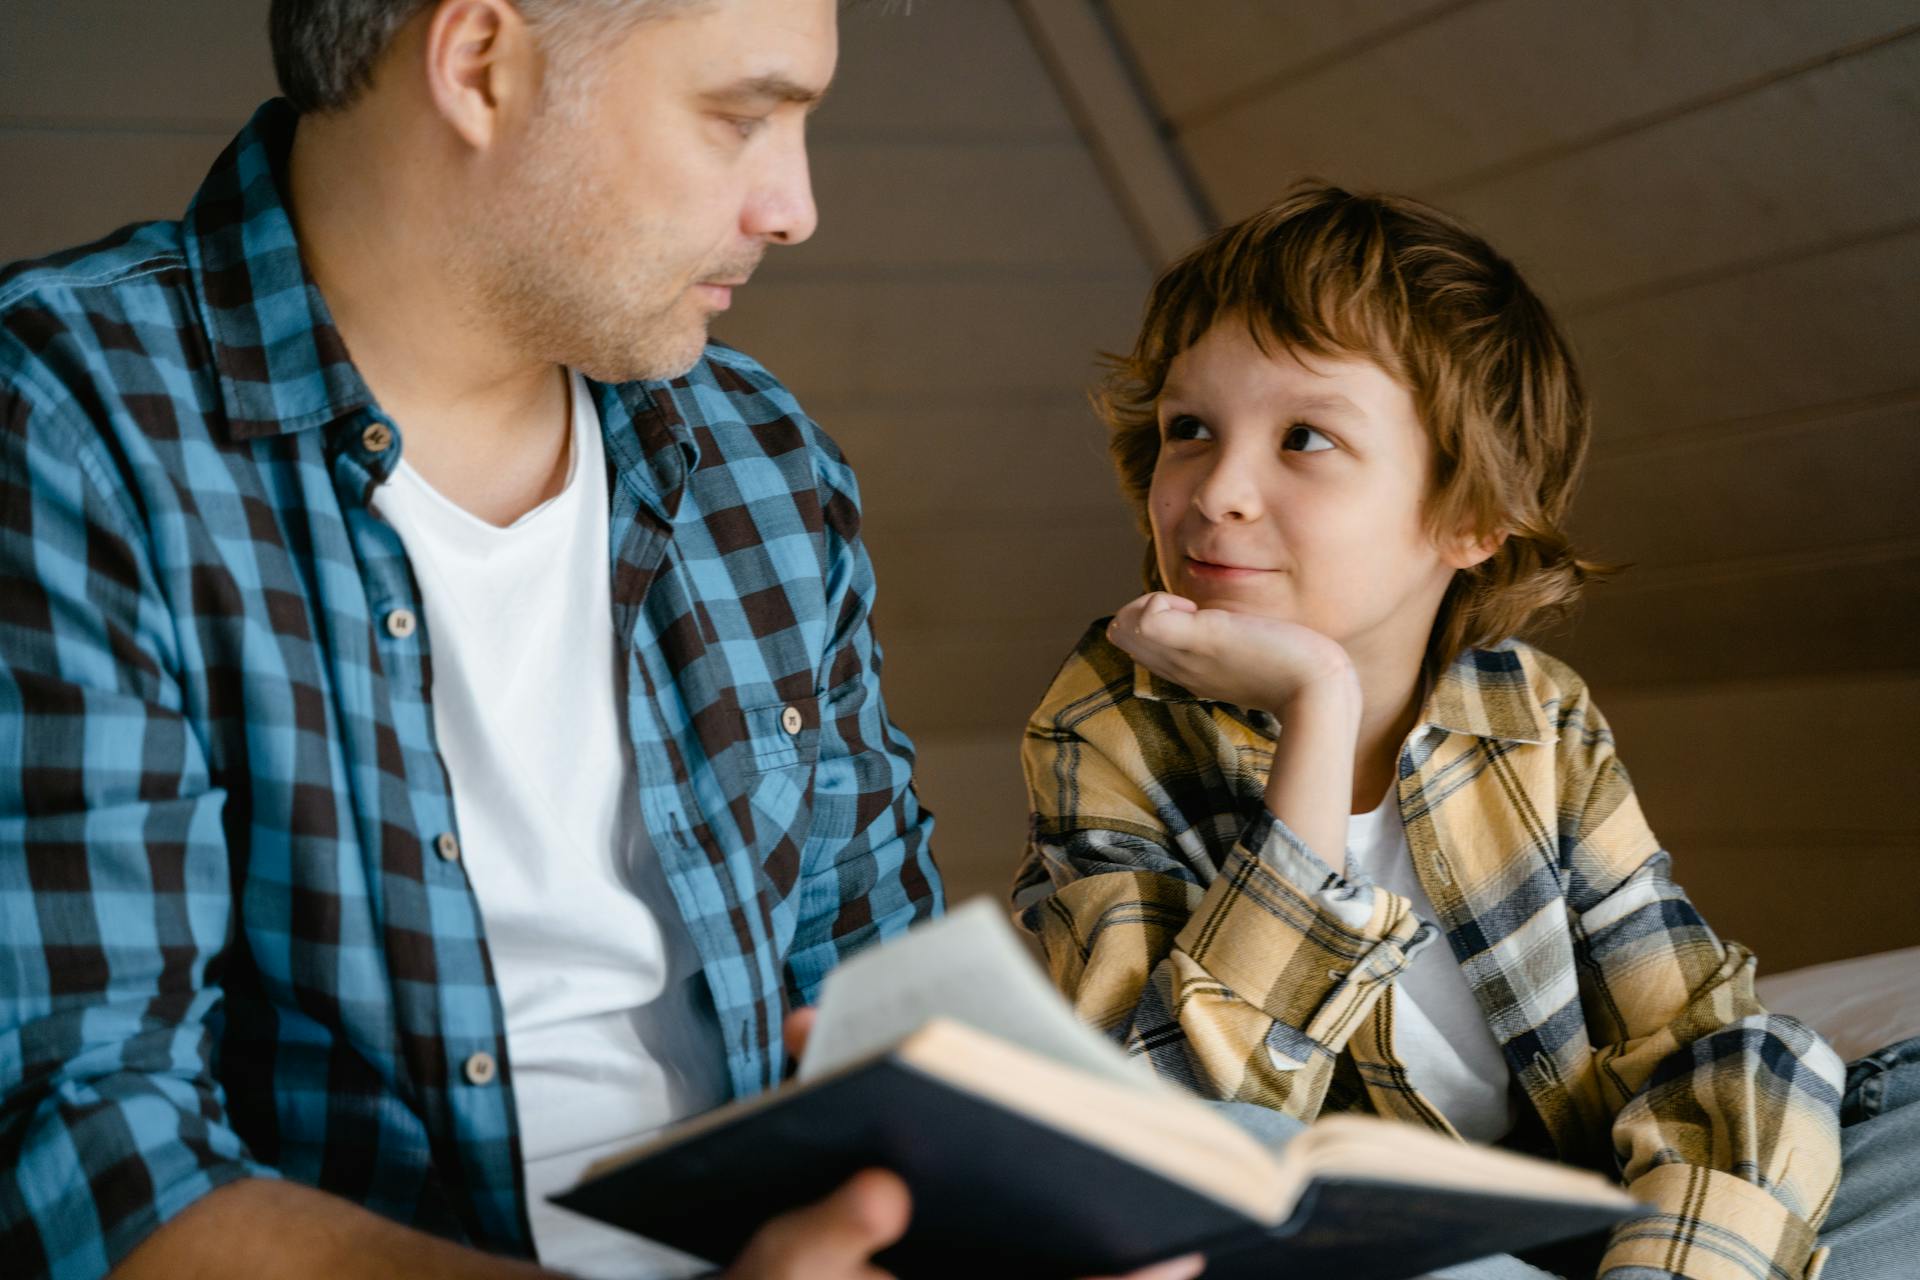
top-left (701, 75), bottom-right (830, 109)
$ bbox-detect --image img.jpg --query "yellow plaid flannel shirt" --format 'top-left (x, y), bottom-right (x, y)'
top-left (1014, 623), bottom-right (1844, 1280)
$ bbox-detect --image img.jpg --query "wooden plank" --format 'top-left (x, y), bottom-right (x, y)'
top-left (826, 402), bottom-right (1132, 524)
top-left (1441, 35), bottom-right (1920, 309)
top-left (1593, 674), bottom-right (1920, 841)
top-left (799, 141), bottom-right (1141, 270)
top-left (869, 521), bottom-right (1143, 633)
top-left (1543, 550), bottom-right (1920, 688)
top-left (714, 276), bottom-right (1148, 403)
top-left (0, 0), bottom-right (275, 127)
top-left (1567, 227), bottom-right (1920, 443)
top-left (1012, 0), bottom-right (1210, 266)
top-left (1675, 843), bottom-right (1917, 972)
top-left (1573, 399), bottom-right (1920, 569)
top-left (820, 0), bottom-right (1078, 140)
top-left (906, 732), bottom-right (1030, 908)
top-left (1103, 0), bottom-right (1463, 124)
top-left (0, 129), bottom-right (228, 264)
top-left (1174, 0), bottom-right (1919, 219)
top-left (874, 627), bottom-right (1094, 740)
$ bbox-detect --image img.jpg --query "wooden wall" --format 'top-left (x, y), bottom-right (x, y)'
top-left (5, 2), bottom-right (1912, 970)
top-left (1105, 0), bottom-right (1920, 969)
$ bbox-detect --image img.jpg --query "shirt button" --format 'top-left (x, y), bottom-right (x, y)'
top-left (361, 422), bottom-right (394, 453)
top-left (780, 705), bottom-right (804, 735)
top-left (435, 832), bottom-right (461, 862)
top-left (463, 1051), bottom-right (497, 1086)
top-left (384, 607), bottom-right (417, 639)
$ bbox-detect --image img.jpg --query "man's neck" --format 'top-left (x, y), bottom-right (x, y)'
top-left (286, 105), bottom-right (573, 526)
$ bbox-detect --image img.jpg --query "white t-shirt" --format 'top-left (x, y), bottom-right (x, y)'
top-left (1346, 788), bottom-right (1515, 1143)
top-left (373, 372), bottom-right (726, 1278)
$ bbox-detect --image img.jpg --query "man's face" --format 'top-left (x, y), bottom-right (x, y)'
top-left (468, 0), bottom-right (836, 382)
top-left (1147, 319), bottom-right (1461, 667)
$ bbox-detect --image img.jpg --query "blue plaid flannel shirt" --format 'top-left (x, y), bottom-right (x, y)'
top-left (0, 100), bottom-right (942, 1280)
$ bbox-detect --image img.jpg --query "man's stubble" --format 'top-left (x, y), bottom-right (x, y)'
top-left (461, 102), bottom-right (746, 385)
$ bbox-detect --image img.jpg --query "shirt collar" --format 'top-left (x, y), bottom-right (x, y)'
top-left (1129, 641), bottom-right (1555, 746)
top-left (183, 99), bottom-right (374, 440)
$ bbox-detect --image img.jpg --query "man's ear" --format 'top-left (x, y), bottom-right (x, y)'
top-left (1444, 526), bottom-right (1508, 572)
top-left (421, 0), bottom-right (540, 150)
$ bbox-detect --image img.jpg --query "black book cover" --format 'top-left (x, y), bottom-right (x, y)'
top-left (552, 1055), bottom-right (1635, 1279)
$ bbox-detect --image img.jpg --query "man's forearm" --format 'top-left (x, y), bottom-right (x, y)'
top-left (111, 1178), bottom-right (555, 1280)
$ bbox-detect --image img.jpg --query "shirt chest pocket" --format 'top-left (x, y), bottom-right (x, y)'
top-left (739, 696), bottom-right (820, 774)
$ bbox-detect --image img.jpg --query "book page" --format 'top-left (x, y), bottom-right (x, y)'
top-left (799, 898), bottom-right (1166, 1091)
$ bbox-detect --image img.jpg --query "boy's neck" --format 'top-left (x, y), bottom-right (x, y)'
top-left (1346, 643), bottom-right (1432, 815)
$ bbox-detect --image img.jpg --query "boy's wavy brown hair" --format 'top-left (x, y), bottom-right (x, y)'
top-left (1100, 181), bottom-right (1610, 670)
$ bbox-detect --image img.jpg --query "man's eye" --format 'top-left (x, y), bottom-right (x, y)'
top-left (1283, 424), bottom-right (1335, 453)
top-left (1163, 414), bottom-right (1211, 442)
top-left (723, 115), bottom-right (768, 140)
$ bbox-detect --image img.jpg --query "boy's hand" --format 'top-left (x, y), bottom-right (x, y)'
top-left (1108, 593), bottom-right (1360, 870)
top-left (766, 1010), bottom-right (1205, 1280)
top-left (1107, 592), bottom-right (1356, 715)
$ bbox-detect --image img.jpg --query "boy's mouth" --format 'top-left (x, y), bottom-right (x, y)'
top-left (1183, 554), bottom-right (1275, 580)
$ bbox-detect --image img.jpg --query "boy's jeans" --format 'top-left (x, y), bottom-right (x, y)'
top-left (1819, 1034), bottom-right (1920, 1280)
top-left (1218, 1034), bottom-right (1920, 1280)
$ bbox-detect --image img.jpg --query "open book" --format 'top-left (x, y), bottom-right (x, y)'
top-left (554, 900), bottom-right (1639, 1279)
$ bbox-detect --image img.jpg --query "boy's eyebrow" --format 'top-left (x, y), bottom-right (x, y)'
top-left (1155, 389), bottom-right (1369, 420)
top-left (1290, 394), bottom-right (1367, 420)
top-left (700, 74), bottom-right (831, 111)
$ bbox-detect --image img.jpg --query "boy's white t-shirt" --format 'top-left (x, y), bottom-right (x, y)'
top-left (373, 372), bottom-right (725, 1278)
top-left (1346, 789), bottom-right (1516, 1143)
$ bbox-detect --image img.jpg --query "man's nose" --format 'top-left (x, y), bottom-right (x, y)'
top-left (747, 133), bottom-right (819, 247)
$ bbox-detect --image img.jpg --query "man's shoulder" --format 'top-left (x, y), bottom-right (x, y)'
top-left (1, 218), bottom-right (195, 407)
top-left (0, 219), bottom-right (191, 327)
top-left (692, 340), bottom-right (846, 456)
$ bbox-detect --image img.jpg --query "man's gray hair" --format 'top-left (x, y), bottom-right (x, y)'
top-left (267, 0), bottom-right (700, 114)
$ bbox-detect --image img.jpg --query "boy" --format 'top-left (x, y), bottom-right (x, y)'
top-left (1013, 185), bottom-right (1911, 1280)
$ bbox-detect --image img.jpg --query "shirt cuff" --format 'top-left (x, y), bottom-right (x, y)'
top-left (1171, 804), bottom-right (1435, 1045)
top-left (1602, 1164), bottom-right (1827, 1280)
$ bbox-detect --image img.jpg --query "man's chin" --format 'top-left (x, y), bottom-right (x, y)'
top-left (572, 326), bottom-right (711, 385)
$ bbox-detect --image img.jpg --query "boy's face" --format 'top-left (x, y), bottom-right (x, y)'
top-left (1148, 319), bottom-right (1471, 667)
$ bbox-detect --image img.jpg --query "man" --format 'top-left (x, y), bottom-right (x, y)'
top-left (0, 2), bottom-right (963, 1276)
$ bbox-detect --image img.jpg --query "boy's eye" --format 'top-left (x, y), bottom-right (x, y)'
top-left (1164, 414), bottom-right (1211, 442)
top-left (1282, 424), bottom-right (1335, 453)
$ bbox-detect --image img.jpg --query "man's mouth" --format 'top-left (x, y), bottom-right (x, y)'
top-left (694, 280), bottom-right (746, 311)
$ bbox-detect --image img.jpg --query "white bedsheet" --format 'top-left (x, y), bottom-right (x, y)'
top-left (1755, 946), bottom-right (1920, 1063)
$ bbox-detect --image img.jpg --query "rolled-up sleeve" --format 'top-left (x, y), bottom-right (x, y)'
top-left (2, 372), bottom-right (273, 1280)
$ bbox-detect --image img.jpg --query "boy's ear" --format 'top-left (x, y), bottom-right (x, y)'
top-left (1443, 526), bottom-right (1507, 572)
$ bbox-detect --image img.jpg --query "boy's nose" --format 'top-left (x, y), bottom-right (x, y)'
top-left (1192, 463), bottom-right (1261, 523)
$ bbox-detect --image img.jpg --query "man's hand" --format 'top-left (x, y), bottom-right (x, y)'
top-left (746, 1010), bottom-right (1206, 1280)
top-left (1106, 592), bottom-right (1356, 716)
